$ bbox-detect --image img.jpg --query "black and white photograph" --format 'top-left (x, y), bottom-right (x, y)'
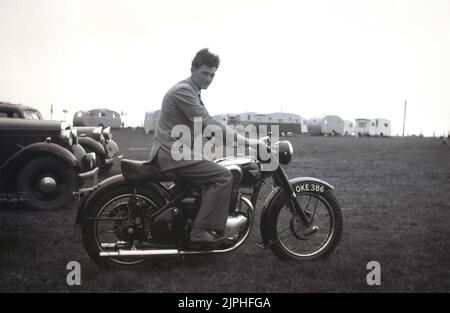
top-left (0, 0), bottom-right (449, 297)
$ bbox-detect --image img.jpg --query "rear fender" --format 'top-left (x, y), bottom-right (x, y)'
top-left (75, 174), bottom-right (171, 224)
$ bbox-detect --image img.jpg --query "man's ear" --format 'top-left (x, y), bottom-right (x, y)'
top-left (191, 66), bottom-right (197, 73)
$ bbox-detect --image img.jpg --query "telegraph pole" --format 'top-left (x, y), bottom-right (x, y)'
top-left (402, 100), bottom-right (407, 137)
top-left (448, 113), bottom-right (450, 138)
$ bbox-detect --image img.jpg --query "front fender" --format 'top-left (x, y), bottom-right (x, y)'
top-left (70, 143), bottom-right (87, 167)
top-left (78, 137), bottom-right (105, 156)
top-left (105, 139), bottom-right (120, 157)
top-left (260, 177), bottom-right (334, 235)
top-left (75, 174), bottom-right (171, 224)
top-left (0, 142), bottom-right (80, 188)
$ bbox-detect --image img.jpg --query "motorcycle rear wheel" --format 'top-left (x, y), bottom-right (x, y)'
top-left (262, 190), bottom-right (343, 261)
top-left (81, 185), bottom-right (165, 269)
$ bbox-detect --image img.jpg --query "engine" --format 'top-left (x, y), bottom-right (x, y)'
top-left (150, 196), bottom-right (251, 244)
top-left (151, 206), bottom-right (187, 243)
top-left (150, 162), bottom-right (253, 244)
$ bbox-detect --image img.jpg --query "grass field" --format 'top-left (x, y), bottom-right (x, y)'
top-left (1, 128), bottom-right (449, 292)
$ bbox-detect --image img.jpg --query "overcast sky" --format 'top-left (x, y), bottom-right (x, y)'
top-left (1, 0), bottom-right (449, 136)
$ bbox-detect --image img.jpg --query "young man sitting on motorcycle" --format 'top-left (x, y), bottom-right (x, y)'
top-left (148, 48), bottom-right (262, 249)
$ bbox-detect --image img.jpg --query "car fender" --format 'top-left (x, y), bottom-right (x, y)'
top-left (78, 137), bottom-right (105, 156)
top-left (0, 142), bottom-right (80, 188)
top-left (71, 143), bottom-right (87, 164)
top-left (105, 139), bottom-right (120, 157)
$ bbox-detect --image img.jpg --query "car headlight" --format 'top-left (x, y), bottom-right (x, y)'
top-left (82, 152), bottom-right (97, 170)
top-left (71, 128), bottom-right (78, 145)
top-left (60, 129), bottom-right (73, 147)
top-left (92, 127), bottom-right (105, 142)
top-left (102, 127), bottom-right (112, 140)
top-left (274, 141), bottom-right (293, 165)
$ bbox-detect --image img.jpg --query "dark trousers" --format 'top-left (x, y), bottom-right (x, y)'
top-left (165, 160), bottom-right (233, 234)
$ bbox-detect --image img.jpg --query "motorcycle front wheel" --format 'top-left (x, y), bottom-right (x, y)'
top-left (262, 190), bottom-right (343, 261)
top-left (81, 185), bottom-right (165, 269)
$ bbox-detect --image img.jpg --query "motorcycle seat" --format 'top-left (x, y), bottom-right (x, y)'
top-left (121, 159), bottom-right (179, 182)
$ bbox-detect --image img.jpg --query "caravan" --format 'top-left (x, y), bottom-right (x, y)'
top-left (355, 118), bottom-right (391, 137)
top-left (73, 109), bottom-right (122, 128)
top-left (306, 115), bottom-right (344, 136)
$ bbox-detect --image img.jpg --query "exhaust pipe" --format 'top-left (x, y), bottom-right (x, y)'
top-left (100, 249), bottom-right (180, 257)
top-left (99, 248), bottom-right (229, 257)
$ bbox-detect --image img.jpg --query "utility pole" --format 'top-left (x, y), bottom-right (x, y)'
top-left (402, 100), bottom-right (407, 137)
top-left (448, 113), bottom-right (450, 138)
top-left (50, 104), bottom-right (53, 120)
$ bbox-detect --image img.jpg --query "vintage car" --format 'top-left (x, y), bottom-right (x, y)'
top-left (0, 102), bottom-right (43, 120)
top-left (0, 102), bottom-right (121, 173)
top-left (72, 126), bottom-right (121, 173)
top-left (0, 117), bottom-right (98, 210)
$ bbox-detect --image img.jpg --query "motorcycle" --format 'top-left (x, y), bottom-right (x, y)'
top-left (76, 137), bottom-right (343, 269)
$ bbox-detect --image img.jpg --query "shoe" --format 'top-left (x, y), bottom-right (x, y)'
top-left (189, 229), bottom-right (227, 249)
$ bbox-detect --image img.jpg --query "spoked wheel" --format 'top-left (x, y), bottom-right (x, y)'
top-left (263, 190), bottom-right (343, 261)
top-left (81, 185), bottom-right (164, 269)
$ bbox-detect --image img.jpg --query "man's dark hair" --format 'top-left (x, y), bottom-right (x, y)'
top-left (191, 48), bottom-right (220, 69)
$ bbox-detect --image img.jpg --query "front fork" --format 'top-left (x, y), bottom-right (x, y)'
top-left (273, 166), bottom-right (310, 226)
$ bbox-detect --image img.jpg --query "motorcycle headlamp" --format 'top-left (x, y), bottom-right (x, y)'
top-left (274, 140), bottom-right (293, 165)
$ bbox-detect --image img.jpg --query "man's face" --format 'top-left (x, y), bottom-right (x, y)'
top-left (191, 65), bottom-right (217, 90)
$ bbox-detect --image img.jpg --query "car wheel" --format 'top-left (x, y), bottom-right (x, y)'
top-left (16, 156), bottom-right (77, 210)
